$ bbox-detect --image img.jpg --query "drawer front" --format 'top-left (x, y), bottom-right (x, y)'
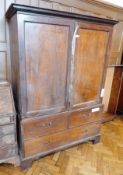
top-left (22, 113), bottom-right (68, 140)
top-left (24, 123), bottom-right (100, 157)
top-left (69, 108), bottom-right (102, 128)
top-left (0, 124), bottom-right (15, 137)
top-left (0, 134), bottom-right (15, 146)
top-left (0, 144), bottom-right (17, 160)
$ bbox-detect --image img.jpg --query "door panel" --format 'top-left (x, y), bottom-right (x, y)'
top-left (71, 23), bottom-right (109, 108)
top-left (25, 22), bottom-right (69, 113)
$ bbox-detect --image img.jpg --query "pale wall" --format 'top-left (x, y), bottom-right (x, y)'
top-left (102, 0), bottom-right (123, 7)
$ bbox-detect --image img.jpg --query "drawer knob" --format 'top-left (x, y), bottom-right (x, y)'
top-left (83, 113), bottom-right (91, 118)
top-left (42, 122), bottom-right (52, 128)
top-left (84, 129), bottom-right (88, 133)
top-left (44, 140), bottom-right (51, 145)
top-left (82, 114), bottom-right (88, 119)
top-left (27, 122), bottom-right (53, 132)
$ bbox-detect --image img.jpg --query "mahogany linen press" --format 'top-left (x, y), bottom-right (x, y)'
top-left (6, 3), bottom-right (117, 167)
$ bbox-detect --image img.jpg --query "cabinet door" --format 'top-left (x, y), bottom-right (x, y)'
top-left (71, 22), bottom-right (112, 109)
top-left (18, 14), bottom-right (73, 117)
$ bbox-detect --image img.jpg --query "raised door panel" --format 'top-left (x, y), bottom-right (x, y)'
top-left (18, 15), bottom-right (72, 117)
top-left (25, 23), bottom-right (69, 114)
top-left (71, 23), bottom-right (111, 109)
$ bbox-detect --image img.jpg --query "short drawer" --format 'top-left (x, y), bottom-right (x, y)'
top-left (0, 134), bottom-right (15, 146)
top-left (0, 124), bottom-right (15, 137)
top-left (69, 108), bottom-right (102, 128)
top-left (22, 112), bottom-right (68, 140)
top-left (0, 144), bottom-right (17, 160)
top-left (23, 123), bottom-right (100, 157)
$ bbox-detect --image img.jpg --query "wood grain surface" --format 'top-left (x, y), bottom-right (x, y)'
top-left (69, 109), bottom-right (102, 128)
top-left (0, 85), bottom-right (13, 115)
top-left (22, 112), bottom-right (68, 140)
top-left (6, 4), bottom-right (115, 166)
top-left (1, 0), bottom-right (123, 114)
top-left (25, 22), bottom-right (69, 113)
top-left (0, 116), bottom-right (123, 174)
top-left (23, 123), bottom-right (99, 157)
top-left (108, 67), bottom-right (123, 113)
top-left (71, 23), bottom-right (109, 109)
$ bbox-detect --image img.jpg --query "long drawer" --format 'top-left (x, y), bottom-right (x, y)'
top-left (22, 112), bottom-right (68, 140)
top-left (69, 107), bottom-right (102, 128)
top-left (23, 123), bottom-right (100, 157)
top-left (0, 144), bottom-right (17, 160)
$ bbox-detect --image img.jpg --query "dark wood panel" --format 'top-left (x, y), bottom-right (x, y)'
top-left (101, 112), bottom-right (114, 122)
top-left (0, 82), bottom-right (17, 163)
top-left (0, 86), bottom-right (13, 115)
top-left (21, 112), bottom-right (68, 140)
top-left (109, 22), bottom-right (123, 65)
top-left (69, 108), bottom-right (102, 128)
top-left (0, 124), bottom-right (15, 137)
top-left (25, 22), bottom-right (69, 114)
top-left (39, 0), bottom-right (53, 9)
top-left (8, 14), bottom-right (20, 114)
top-left (0, 134), bottom-right (15, 146)
top-left (0, 144), bottom-right (17, 160)
top-left (0, 116), bottom-right (15, 125)
top-left (5, 4), bottom-right (118, 25)
top-left (0, 84), bottom-right (16, 118)
top-left (71, 23), bottom-right (109, 108)
top-left (108, 67), bottom-right (122, 113)
top-left (117, 73), bottom-right (123, 113)
top-left (30, 0), bottom-right (39, 7)
top-left (24, 123), bottom-right (100, 157)
top-left (6, 3), bottom-right (116, 166)
top-left (0, 52), bottom-right (7, 80)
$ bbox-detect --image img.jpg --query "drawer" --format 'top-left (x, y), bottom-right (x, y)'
top-left (23, 123), bottom-right (100, 157)
top-left (0, 124), bottom-right (15, 137)
top-left (0, 134), bottom-right (15, 146)
top-left (69, 108), bottom-right (102, 128)
top-left (0, 144), bottom-right (17, 160)
top-left (22, 112), bottom-right (68, 140)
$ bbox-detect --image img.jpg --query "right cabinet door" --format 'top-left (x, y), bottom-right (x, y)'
top-left (71, 22), bottom-right (112, 109)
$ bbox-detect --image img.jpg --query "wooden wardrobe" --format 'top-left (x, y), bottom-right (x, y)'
top-left (6, 4), bottom-right (117, 167)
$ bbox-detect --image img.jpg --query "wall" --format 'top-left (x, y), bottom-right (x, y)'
top-left (101, 0), bottom-right (123, 8)
top-left (0, 0), bottom-right (123, 112)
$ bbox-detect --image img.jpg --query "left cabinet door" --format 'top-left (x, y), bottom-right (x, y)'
top-left (17, 14), bottom-right (73, 117)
